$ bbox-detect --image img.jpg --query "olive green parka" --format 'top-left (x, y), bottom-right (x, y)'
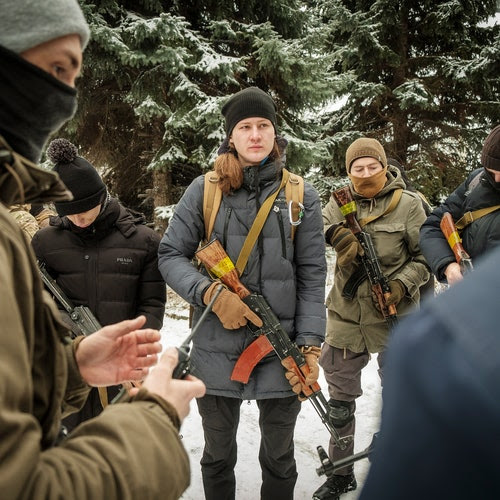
top-left (0, 139), bottom-right (190, 500)
top-left (323, 166), bottom-right (430, 353)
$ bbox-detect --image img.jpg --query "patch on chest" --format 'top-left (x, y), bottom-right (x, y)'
top-left (116, 256), bottom-right (133, 265)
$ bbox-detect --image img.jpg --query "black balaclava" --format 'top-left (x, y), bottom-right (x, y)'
top-left (0, 45), bottom-right (78, 163)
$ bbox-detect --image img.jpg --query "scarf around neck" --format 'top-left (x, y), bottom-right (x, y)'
top-left (349, 167), bottom-right (388, 198)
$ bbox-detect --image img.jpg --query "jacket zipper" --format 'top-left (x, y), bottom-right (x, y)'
top-left (222, 207), bottom-right (232, 248)
top-left (275, 207), bottom-right (287, 259)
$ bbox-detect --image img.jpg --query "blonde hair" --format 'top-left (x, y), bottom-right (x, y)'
top-left (214, 141), bottom-right (282, 195)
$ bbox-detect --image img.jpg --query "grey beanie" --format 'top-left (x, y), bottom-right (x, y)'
top-left (0, 0), bottom-right (90, 54)
top-left (222, 87), bottom-right (277, 137)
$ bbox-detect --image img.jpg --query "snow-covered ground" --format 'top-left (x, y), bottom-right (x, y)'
top-left (160, 256), bottom-right (383, 500)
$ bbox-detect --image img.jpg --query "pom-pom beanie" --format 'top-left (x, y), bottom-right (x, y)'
top-left (47, 138), bottom-right (106, 216)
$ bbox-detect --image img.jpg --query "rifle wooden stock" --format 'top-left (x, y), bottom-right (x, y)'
top-left (332, 186), bottom-right (398, 328)
top-left (440, 212), bottom-right (473, 274)
top-left (196, 239), bottom-right (350, 450)
top-left (196, 239), bottom-right (251, 299)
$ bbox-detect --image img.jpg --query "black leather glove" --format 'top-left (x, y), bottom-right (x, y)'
top-left (330, 225), bottom-right (363, 266)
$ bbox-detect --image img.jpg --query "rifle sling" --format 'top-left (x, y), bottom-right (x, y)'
top-left (97, 387), bottom-right (109, 408)
top-left (235, 170), bottom-right (289, 275)
top-left (358, 189), bottom-right (403, 227)
top-left (455, 205), bottom-right (500, 231)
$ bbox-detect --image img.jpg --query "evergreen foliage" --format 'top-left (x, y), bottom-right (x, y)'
top-left (61, 1), bottom-right (498, 225)
top-left (65, 0), bottom-right (330, 228)
top-left (313, 0), bottom-right (499, 203)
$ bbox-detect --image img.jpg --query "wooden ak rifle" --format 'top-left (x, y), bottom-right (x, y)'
top-left (196, 239), bottom-right (350, 450)
top-left (440, 212), bottom-right (473, 274)
top-left (331, 186), bottom-right (398, 330)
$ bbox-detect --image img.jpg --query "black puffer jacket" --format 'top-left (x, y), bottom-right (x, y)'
top-left (32, 198), bottom-right (165, 329)
top-left (419, 168), bottom-right (500, 282)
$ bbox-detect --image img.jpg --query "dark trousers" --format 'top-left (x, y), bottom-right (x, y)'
top-left (319, 344), bottom-right (385, 475)
top-left (196, 395), bottom-right (301, 500)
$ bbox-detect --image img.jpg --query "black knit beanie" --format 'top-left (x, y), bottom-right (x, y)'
top-left (47, 138), bottom-right (106, 216)
top-left (481, 124), bottom-right (500, 171)
top-left (221, 87), bottom-right (277, 137)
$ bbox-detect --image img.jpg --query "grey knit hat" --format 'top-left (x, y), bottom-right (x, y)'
top-left (481, 124), bottom-right (500, 171)
top-left (222, 87), bottom-right (277, 137)
top-left (0, 0), bottom-right (90, 54)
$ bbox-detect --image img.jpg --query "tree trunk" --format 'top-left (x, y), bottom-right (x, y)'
top-left (152, 168), bottom-right (172, 235)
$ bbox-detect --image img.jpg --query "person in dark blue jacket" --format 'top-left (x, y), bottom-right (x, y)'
top-left (359, 245), bottom-right (500, 500)
top-left (419, 124), bottom-right (500, 285)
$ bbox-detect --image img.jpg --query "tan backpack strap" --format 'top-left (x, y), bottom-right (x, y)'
top-left (284, 168), bottom-right (305, 241)
top-left (359, 188), bottom-right (403, 227)
top-left (235, 170), bottom-right (290, 275)
top-left (203, 171), bottom-right (222, 242)
top-left (97, 387), bottom-right (109, 408)
top-left (455, 205), bottom-right (500, 231)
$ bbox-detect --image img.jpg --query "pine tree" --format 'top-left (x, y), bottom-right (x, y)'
top-left (313, 0), bottom-right (499, 202)
top-left (63, 0), bottom-right (330, 230)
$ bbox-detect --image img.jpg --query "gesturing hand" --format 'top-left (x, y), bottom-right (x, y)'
top-left (75, 315), bottom-right (162, 386)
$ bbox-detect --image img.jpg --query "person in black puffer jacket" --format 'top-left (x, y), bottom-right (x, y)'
top-left (419, 124), bottom-right (500, 286)
top-left (32, 138), bottom-right (166, 431)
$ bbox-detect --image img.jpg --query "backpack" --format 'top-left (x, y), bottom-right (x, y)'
top-left (202, 168), bottom-right (304, 244)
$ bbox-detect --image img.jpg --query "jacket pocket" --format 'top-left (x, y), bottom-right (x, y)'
top-left (369, 222), bottom-right (406, 268)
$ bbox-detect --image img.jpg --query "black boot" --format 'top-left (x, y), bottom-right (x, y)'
top-left (312, 473), bottom-right (357, 500)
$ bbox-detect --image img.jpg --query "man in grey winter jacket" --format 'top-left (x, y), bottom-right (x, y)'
top-left (158, 86), bottom-right (327, 500)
